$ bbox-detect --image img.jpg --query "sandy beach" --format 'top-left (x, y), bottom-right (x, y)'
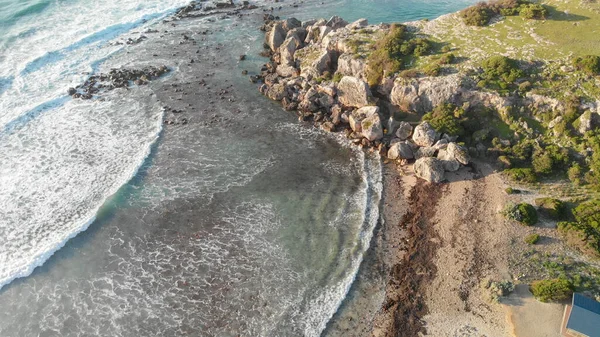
top-left (371, 161), bottom-right (569, 337)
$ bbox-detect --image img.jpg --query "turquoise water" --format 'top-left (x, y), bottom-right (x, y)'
top-left (0, 0), bottom-right (477, 336)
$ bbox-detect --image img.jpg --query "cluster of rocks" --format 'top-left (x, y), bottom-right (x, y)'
top-left (256, 16), bottom-right (470, 182)
top-left (388, 121), bottom-right (470, 183)
top-left (67, 65), bottom-right (169, 99)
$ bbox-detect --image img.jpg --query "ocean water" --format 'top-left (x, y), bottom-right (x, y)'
top-left (0, 0), bottom-right (476, 336)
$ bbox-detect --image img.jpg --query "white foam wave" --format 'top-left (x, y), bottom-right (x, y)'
top-left (0, 87), bottom-right (165, 290)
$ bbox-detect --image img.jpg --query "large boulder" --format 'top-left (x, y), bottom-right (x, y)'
top-left (337, 76), bottom-right (371, 108)
top-left (437, 142), bottom-right (469, 172)
top-left (276, 65), bottom-right (297, 77)
top-left (282, 18), bottom-right (302, 31)
top-left (267, 22), bottom-right (287, 52)
top-left (361, 112), bottom-right (383, 141)
top-left (447, 142), bottom-right (470, 165)
top-left (577, 110), bottom-right (600, 134)
top-left (395, 121), bottom-right (413, 140)
top-left (286, 27), bottom-right (307, 45)
top-left (388, 141), bottom-right (414, 160)
top-left (326, 16), bottom-right (348, 29)
top-left (349, 106), bottom-right (379, 132)
top-left (412, 122), bottom-right (439, 147)
top-left (390, 75), bottom-right (462, 113)
top-left (266, 83), bottom-right (287, 101)
top-left (414, 157), bottom-right (445, 183)
top-left (437, 149), bottom-right (460, 172)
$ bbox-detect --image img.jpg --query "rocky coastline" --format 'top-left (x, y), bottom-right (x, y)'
top-left (256, 15), bottom-right (476, 183)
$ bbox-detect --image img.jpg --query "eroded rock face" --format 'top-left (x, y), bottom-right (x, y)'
top-left (337, 54), bottom-right (366, 79)
top-left (347, 18), bottom-right (368, 29)
top-left (390, 79), bottom-right (420, 112)
top-left (412, 122), bottom-right (439, 147)
top-left (395, 121), bottom-right (413, 140)
top-left (390, 75), bottom-right (462, 113)
top-left (388, 141), bottom-right (414, 160)
top-left (337, 76), bottom-right (371, 108)
top-left (414, 157), bottom-right (445, 183)
top-left (266, 83), bottom-right (287, 101)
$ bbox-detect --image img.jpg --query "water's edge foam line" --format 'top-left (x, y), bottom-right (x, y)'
top-left (0, 108), bottom-right (165, 291)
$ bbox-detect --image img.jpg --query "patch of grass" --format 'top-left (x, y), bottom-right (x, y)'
top-left (505, 168), bottom-right (537, 183)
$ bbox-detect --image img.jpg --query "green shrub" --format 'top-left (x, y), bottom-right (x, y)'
top-left (505, 187), bottom-right (516, 194)
top-left (422, 103), bottom-right (465, 136)
top-left (461, 4), bottom-right (492, 26)
top-left (573, 55), bottom-right (600, 76)
top-left (530, 278), bottom-right (573, 302)
top-left (531, 145), bottom-right (570, 176)
top-left (481, 55), bottom-right (524, 86)
top-left (524, 233), bottom-right (540, 244)
top-left (519, 4), bottom-right (548, 19)
top-left (534, 198), bottom-right (568, 220)
top-left (365, 24), bottom-right (434, 87)
top-left (504, 202), bottom-right (538, 225)
top-left (505, 168), bottom-right (537, 183)
top-left (438, 53), bottom-right (455, 65)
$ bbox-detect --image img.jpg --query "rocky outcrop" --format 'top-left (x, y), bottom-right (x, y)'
top-left (361, 111), bottom-right (384, 141)
top-left (337, 76), bottom-right (372, 108)
top-left (390, 74), bottom-right (462, 114)
top-left (414, 157), bottom-right (445, 183)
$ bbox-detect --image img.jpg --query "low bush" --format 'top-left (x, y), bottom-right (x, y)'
top-left (480, 55), bottom-right (524, 88)
top-left (460, 0), bottom-right (540, 26)
top-left (422, 103), bottom-right (465, 136)
top-left (461, 4), bottom-right (492, 26)
top-left (504, 202), bottom-right (538, 226)
top-left (505, 168), bottom-right (537, 183)
top-left (530, 278), bottom-right (573, 302)
top-left (524, 233), bottom-right (540, 244)
top-left (519, 4), bottom-right (548, 19)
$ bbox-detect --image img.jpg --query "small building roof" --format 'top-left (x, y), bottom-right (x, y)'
top-left (566, 293), bottom-right (600, 337)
